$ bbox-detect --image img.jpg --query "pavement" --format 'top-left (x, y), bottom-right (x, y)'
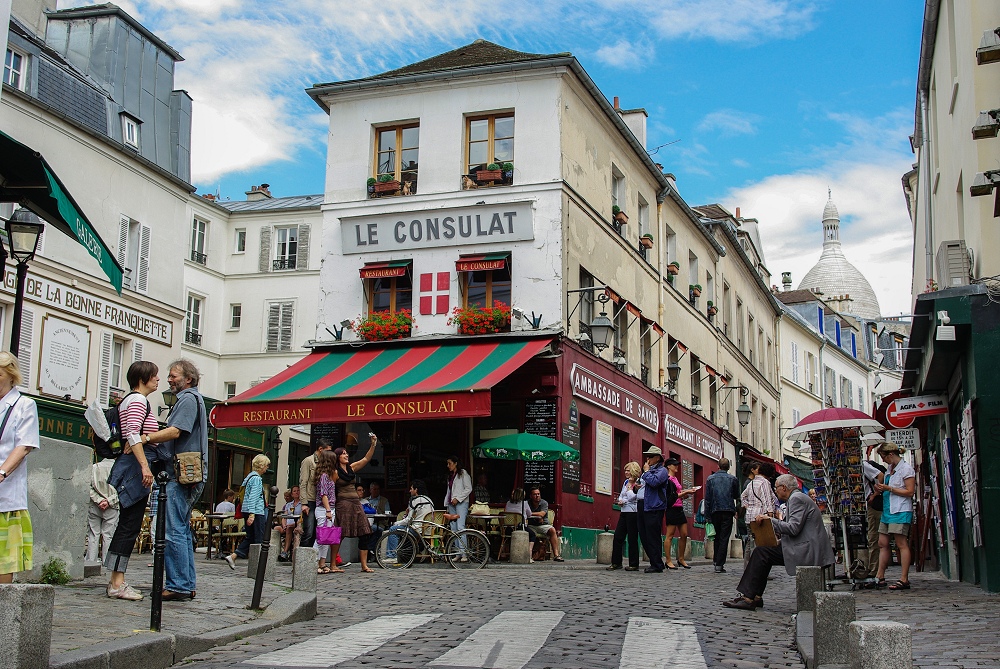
top-left (46, 556), bottom-right (998, 668)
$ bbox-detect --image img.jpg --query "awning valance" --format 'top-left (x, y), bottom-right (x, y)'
top-left (455, 252), bottom-right (509, 272)
top-left (210, 336), bottom-right (554, 427)
top-left (359, 260), bottom-right (411, 279)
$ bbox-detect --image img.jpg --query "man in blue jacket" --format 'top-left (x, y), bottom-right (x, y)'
top-left (639, 446), bottom-right (671, 573)
top-left (704, 457), bottom-right (740, 573)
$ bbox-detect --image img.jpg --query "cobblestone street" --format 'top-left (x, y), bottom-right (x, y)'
top-left (177, 560), bottom-right (999, 668)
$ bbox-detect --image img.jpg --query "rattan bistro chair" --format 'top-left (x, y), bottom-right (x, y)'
top-left (497, 512), bottom-right (523, 561)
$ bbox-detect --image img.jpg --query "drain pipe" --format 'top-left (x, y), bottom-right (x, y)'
top-left (921, 89), bottom-right (934, 284)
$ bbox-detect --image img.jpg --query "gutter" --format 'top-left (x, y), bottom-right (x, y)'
top-left (912, 0), bottom-right (941, 146)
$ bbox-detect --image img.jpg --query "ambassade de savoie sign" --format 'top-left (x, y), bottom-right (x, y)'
top-left (569, 363), bottom-right (659, 432)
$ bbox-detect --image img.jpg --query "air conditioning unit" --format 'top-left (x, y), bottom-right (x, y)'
top-left (936, 240), bottom-right (971, 288)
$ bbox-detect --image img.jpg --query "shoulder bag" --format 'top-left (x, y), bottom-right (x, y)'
top-left (174, 398), bottom-right (204, 485)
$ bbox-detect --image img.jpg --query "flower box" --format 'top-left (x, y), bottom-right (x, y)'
top-left (689, 285), bottom-right (702, 298)
top-left (614, 211), bottom-right (629, 225)
top-left (374, 180), bottom-right (401, 193)
top-left (667, 263), bottom-right (680, 276)
top-left (707, 306), bottom-right (718, 317)
top-left (448, 301), bottom-right (512, 336)
top-left (353, 309), bottom-right (412, 341)
top-left (476, 170), bottom-right (503, 183)
top-left (640, 234), bottom-right (654, 249)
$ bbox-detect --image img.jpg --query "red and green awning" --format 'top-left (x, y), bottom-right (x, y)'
top-left (359, 259), bottom-right (411, 279)
top-left (455, 252), bottom-right (509, 272)
top-left (210, 336), bottom-right (553, 428)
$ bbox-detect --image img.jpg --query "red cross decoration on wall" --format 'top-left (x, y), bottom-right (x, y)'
top-left (419, 272), bottom-right (450, 315)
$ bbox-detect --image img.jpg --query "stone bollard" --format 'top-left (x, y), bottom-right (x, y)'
top-left (0, 584), bottom-right (54, 669)
top-left (796, 566), bottom-right (826, 614)
top-left (247, 528), bottom-right (281, 581)
top-left (848, 621), bottom-right (911, 669)
top-left (704, 538), bottom-right (714, 561)
top-left (510, 530), bottom-right (532, 564)
top-left (292, 546), bottom-right (318, 592)
top-left (813, 591), bottom-right (856, 668)
top-left (595, 532), bottom-right (614, 564)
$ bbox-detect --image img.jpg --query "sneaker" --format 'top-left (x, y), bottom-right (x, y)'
top-left (340, 561), bottom-right (352, 568)
top-left (607, 564), bottom-right (622, 570)
top-left (107, 582), bottom-right (143, 601)
top-left (624, 566), bottom-right (639, 571)
top-left (224, 554), bottom-right (236, 570)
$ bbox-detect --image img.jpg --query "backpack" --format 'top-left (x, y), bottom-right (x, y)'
top-left (666, 478), bottom-right (679, 508)
top-left (92, 392), bottom-right (149, 460)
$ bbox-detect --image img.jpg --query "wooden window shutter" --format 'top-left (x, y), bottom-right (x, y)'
top-left (295, 224), bottom-right (309, 271)
top-left (15, 308), bottom-right (33, 390)
top-left (98, 331), bottom-right (113, 405)
top-left (259, 227), bottom-right (272, 273)
top-left (266, 302), bottom-right (281, 351)
top-left (136, 224), bottom-right (151, 294)
top-left (132, 341), bottom-right (144, 365)
top-left (279, 302), bottom-right (294, 350)
top-left (117, 215), bottom-right (129, 267)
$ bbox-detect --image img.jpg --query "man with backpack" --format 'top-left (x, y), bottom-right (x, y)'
top-left (140, 360), bottom-right (207, 601)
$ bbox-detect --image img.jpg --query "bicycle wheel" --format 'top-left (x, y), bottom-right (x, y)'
top-left (375, 530), bottom-right (417, 569)
top-left (447, 530), bottom-right (490, 569)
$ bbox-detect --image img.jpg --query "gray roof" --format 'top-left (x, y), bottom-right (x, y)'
top-left (216, 194), bottom-right (324, 212)
top-left (362, 40), bottom-right (560, 81)
top-left (46, 4), bottom-right (183, 61)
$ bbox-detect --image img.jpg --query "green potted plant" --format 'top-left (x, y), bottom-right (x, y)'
top-left (667, 261), bottom-right (680, 276)
top-left (640, 233), bottom-right (654, 249)
top-left (502, 161), bottom-right (514, 182)
top-left (373, 173), bottom-right (400, 194)
top-left (352, 309), bottom-right (412, 341)
top-left (366, 177), bottom-right (376, 196)
top-left (666, 273), bottom-right (675, 285)
top-left (612, 205), bottom-right (629, 225)
top-left (448, 301), bottom-right (512, 335)
top-left (707, 300), bottom-right (718, 317)
top-left (690, 284), bottom-right (702, 298)
top-left (477, 162), bottom-right (503, 183)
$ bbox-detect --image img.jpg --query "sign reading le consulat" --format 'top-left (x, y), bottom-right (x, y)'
top-left (341, 201), bottom-right (534, 254)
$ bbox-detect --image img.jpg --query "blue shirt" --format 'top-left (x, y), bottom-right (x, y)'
top-left (640, 464), bottom-right (671, 511)
top-left (161, 387), bottom-right (208, 482)
top-left (240, 472), bottom-right (265, 515)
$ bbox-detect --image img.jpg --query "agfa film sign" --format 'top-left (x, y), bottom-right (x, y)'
top-left (886, 395), bottom-right (947, 428)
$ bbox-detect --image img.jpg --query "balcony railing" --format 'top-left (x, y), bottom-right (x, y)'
top-left (185, 330), bottom-right (202, 346)
top-left (578, 321), bottom-right (594, 353)
top-left (272, 257), bottom-right (297, 271)
top-left (190, 250), bottom-right (207, 265)
top-left (613, 346), bottom-right (627, 373)
top-left (122, 267), bottom-right (133, 290)
top-left (641, 365), bottom-right (650, 386)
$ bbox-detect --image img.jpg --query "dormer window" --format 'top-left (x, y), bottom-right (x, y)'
top-left (121, 114), bottom-right (140, 150)
top-left (3, 48), bottom-right (26, 91)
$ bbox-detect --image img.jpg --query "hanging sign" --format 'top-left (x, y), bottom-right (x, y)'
top-left (885, 428), bottom-right (918, 452)
top-left (569, 363), bottom-right (659, 432)
top-left (885, 395), bottom-right (947, 428)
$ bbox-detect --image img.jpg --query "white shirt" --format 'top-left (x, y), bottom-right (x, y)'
top-left (885, 459), bottom-right (916, 515)
top-left (0, 388), bottom-right (40, 512)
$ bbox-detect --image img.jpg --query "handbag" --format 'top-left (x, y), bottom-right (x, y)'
top-left (316, 523), bottom-right (342, 545)
top-left (172, 397), bottom-right (204, 485)
top-left (469, 502), bottom-right (491, 515)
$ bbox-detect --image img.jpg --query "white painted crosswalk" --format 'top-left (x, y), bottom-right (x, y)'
top-left (242, 611), bottom-right (709, 668)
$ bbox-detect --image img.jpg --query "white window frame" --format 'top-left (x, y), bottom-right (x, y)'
top-left (790, 341), bottom-right (799, 384)
top-left (234, 228), bottom-right (246, 254)
top-left (225, 382), bottom-right (237, 399)
top-left (230, 303), bottom-right (242, 330)
top-left (111, 337), bottom-right (126, 391)
top-left (4, 47), bottom-right (26, 91)
top-left (121, 114), bottom-right (140, 149)
top-left (611, 166), bottom-right (625, 210)
top-left (273, 226), bottom-right (298, 270)
top-left (185, 293), bottom-right (204, 345)
top-left (190, 217), bottom-right (208, 264)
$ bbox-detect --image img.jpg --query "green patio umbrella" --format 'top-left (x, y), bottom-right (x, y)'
top-left (474, 432), bottom-right (580, 462)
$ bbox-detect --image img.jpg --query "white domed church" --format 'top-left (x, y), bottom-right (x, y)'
top-left (798, 191), bottom-right (881, 320)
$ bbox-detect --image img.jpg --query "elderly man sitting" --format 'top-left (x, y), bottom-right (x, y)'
top-left (723, 474), bottom-right (835, 610)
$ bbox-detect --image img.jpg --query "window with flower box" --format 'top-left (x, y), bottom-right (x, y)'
top-left (461, 259), bottom-right (511, 310)
top-left (360, 261), bottom-right (414, 316)
top-left (373, 124), bottom-right (419, 196)
top-left (466, 114), bottom-right (514, 186)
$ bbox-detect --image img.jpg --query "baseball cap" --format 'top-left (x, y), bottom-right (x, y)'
top-left (664, 457), bottom-right (681, 467)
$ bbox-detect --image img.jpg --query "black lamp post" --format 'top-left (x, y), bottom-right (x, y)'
top-left (3, 209), bottom-right (44, 354)
top-left (666, 362), bottom-right (681, 395)
top-left (737, 391), bottom-right (752, 440)
top-left (588, 293), bottom-right (615, 352)
top-left (160, 389), bottom-right (178, 416)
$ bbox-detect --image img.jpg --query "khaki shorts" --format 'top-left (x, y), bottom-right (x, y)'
top-left (879, 522), bottom-right (910, 537)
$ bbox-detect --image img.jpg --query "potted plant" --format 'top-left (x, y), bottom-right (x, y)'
top-left (612, 205), bottom-right (629, 225)
top-left (501, 161), bottom-right (514, 182)
top-left (373, 173), bottom-right (400, 194)
top-left (448, 301), bottom-right (512, 335)
top-left (477, 162), bottom-right (503, 183)
top-left (366, 177), bottom-right (376, 196)
top-left (666, 273), bottom-right (675, 285)
top-left (640, 233), bottom-right (654, 249)
top-left (352, 309), bottom-right (412, 341)
top-left (690, 284), bottom-right (702, 298)
top-left (667, 261), bottom-right (680, 276)
top-left (707, 300), bottom-right (718, 317)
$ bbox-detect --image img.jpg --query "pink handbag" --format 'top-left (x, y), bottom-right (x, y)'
top-left (316, 523), bottom-right (342, 545)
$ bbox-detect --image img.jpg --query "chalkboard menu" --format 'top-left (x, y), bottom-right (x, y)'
top-left (385, 455), bottom-right (409, 490)
top-left (562, 460), bottom-right (581, 495)
top-left (524, 398), bottom-right (558, 439)
top-left (681, 460), bottom-right (695, 517)
top-left (562, 424), bottom-right (580, 451)
top-left (311, 423), bottom-right (342, 450)
top-left (524, 461), bottom-right (555, 485)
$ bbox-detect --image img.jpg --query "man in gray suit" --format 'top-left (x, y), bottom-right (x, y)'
top-left (724, 474), bottom-right (835, 610)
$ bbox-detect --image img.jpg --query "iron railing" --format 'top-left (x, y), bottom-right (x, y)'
top-left (272, 257), bottom-right (297, 271)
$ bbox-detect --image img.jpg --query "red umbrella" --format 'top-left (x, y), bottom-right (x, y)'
top-left (785, 407), bottom-right (884, 440)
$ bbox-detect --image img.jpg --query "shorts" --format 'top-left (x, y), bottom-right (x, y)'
top-left (0, 509), bottom-right (33, 574)
top-left (879, 522), bottom-right (910, 537)
top-left (529, 523), bottom-right (553, 537)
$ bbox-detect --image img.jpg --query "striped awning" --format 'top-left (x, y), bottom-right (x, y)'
top-left (455, 252), bottom-right (509, 272)
top-left (210, 336), bottom-right (554, 428)
top-left (359, 259), bottom-right (411, 279)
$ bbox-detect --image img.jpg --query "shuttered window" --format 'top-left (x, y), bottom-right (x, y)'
top-left (790, 341), bottom-right (799, 384)
top-left (266, 301), bottom-right (294, 352)
top-left (15, 308), bottom-right (33, 391)
top-left (98, 331), bottom-right (113, 405)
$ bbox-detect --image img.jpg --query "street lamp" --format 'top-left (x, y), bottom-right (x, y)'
top-left (737, 396), bottom-right (752, 437)
top-left (588, 294), bottom-right (615, 352)
top-left (2, 209), bottom-right (44, 354)
top-left (666, 362), bottom-right (681, 396)
top-left (159, 389), bottom-right (178, 416)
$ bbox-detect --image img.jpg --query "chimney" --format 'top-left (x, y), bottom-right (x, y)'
top-left (201, 193), bottom-right (216, 202)
top-left (735, 207), bottom-right (741, 219)
top-left (613, 96), bottom-right (620, 109)
top-left (245, 183), bottom-right (273, 202)
top-left (663, 173), bottom-right (678, 192)
top-left (781, 272), bottom-right (792, 291)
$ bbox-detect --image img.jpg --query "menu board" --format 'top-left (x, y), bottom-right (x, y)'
top-left (524, 461), bottom-right (555, 485)
top-left (681, 460), bottom-right (695, 517)
top-left (562, 460), bottom-right (581, 495)
top-left (562, 424), bottom-right (580, 451)
top-left (311, 423), bottom-right (342, 450)
top-left (524, 398), bottom-right (558, 439)
top-left (385, 455), bottom-right (409, 491)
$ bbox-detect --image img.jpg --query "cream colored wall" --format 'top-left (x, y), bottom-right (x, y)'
top-left (778, 316), bottom-right (823, 444)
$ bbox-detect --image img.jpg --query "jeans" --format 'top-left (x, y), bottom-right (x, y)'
top-left (385, 523), bottom-right (421, 556)
top-left (710, 511), bottom-right (735, 567)
top-left (612, 512), bottom-right (639, 568)
top-left (164, 480), bottom-right (204, 595)
top-left (640, 507), bottom-right (665, 571)
top-left (300, 501), bottom-right (316, 548)
top-left (447, 499), bottom-right (469, 553)
top-left (235, 509), bottom-right (270, 559)
top-left (104, 499), bottom-right (147, 574)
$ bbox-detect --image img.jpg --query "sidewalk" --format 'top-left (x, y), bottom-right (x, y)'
top-left (48, 555), bottom-right (314, 668)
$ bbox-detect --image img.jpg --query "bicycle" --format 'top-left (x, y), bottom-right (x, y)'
top-left (374, 516), bottom-right (490, 570)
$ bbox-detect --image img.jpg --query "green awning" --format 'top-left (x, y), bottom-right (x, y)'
top-left (474, 432), bottom-right (580, 462)
top-left (0, 131), bottom-right (124, 293)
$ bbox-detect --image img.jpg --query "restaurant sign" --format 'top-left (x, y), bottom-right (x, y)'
top-left (569, 363), bottom-right (658, 432)
top-left (211, 391), bottom-right (493, 428)
top-left (663, 412), bottom-right (723, 460)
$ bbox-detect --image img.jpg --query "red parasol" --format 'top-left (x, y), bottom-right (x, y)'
top-left (785, 407), bottom-right (884, 441)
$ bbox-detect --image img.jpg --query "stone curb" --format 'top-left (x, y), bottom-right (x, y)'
top-left (48, 590), bottom-right (317, 669)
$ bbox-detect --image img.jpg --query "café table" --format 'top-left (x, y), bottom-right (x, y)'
top-left (204, 513), bottom-right (229, 560)
top-left (466, 514), bottom-right (504, 557)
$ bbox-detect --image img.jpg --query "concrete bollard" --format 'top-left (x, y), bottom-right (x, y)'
top-left (848, 621), bottom-right (912, 669)
top-left (510, 530), bottom-right (532, 564)
top-left (704, 538), bottom-right (714, 561)
top-left (292, 546), bottom-right (318, 592)
top-left (730, 538), bottom-right (743, 559)
top-left (247, 529), bottom-right (280, 581)
top-left (595, 532), bottom-right (614, 564)
top-left (0, 583), bottom-right (54, 669)
top-left (796, 566), bottom-right (826, 614)
top-left (813, 591), bottom-right (856, 668)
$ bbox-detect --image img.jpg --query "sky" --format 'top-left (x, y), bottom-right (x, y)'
top-left (60, 1), bottom-right (923, 316)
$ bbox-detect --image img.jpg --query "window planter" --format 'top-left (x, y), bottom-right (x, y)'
top-left (476, 170), bottom-right (503, 183)
top-left (689, 284), bottom-right (702, 298)
top-left (373, 180), bottom-right (401, 194)
top-left (667, 263), bottom-right (680, 276)
top-left (640, 234), bottom-right (654, 249)
top-left (353, 309), bottom-right (412, 342)
top-left (448, 302), bottom-right (512, 336)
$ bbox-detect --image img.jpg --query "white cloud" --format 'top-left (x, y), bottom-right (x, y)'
top-left (594, 40), bottom-right (650, 69)
top-left (699, 109), bottom-right (761, 136)
top-left (648, 0), bottom-right (818, 42)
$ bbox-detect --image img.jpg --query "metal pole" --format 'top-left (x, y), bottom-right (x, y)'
top-left (9, 261), bottom-right (28, 353)
top-left (249, 485), bottom-right (279, 610)
top-left (150, 471), bottom-right (169, 632)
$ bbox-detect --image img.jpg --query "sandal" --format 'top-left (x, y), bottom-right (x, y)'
top-left (361, 567), bottom-right (375, 573)
top-left (328, 567), bottom-right (346, 573)
top-left (874, 578), bottom-right (888, 590)
top-left (317, 567), bottom-right (331, 574)
top-left (553, 556), bottom-right (565, 562)
top-left (888, 580), bottom-right (910, 590)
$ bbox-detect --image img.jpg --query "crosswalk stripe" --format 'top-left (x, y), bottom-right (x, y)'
top-left (429, 610), bottom-right (564, 669)
top-left (619, 617), bottom-right (707, 669)
top-left (243, 613), bottom-right (441, 667)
